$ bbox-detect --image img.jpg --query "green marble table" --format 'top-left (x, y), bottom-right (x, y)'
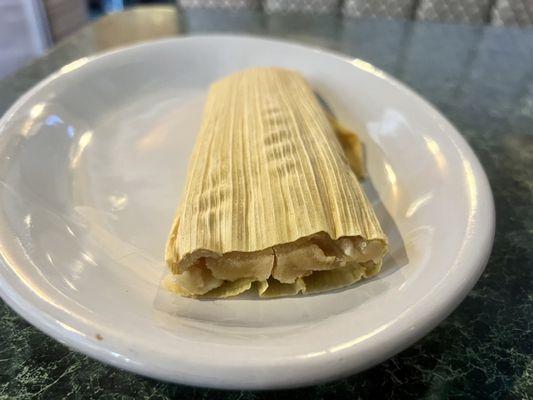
top-left (0, 5), bottom-right (532, 399)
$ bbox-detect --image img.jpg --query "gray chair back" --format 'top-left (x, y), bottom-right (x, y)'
top-left (415, 0), bottom-right (493, 24)
top-left (343, 0), bottom-right (415, 19)
top-left (491, 0), bottom-right (533, 26)
top-left (177, 0), bottom-right (533, 26)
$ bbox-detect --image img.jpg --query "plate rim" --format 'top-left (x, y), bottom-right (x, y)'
top-left (0, 34), bottom-right (495, 389)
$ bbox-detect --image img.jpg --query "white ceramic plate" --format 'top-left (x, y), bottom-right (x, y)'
top-left (0, 35), bottom-right (494, 389)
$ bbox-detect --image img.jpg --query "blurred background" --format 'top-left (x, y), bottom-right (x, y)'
top-left (2, 0), bottom-right (533, 80)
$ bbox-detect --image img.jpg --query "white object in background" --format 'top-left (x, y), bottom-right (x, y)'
top-left (0, 0), bottom-right (51, 80)
top-left (0, 36), bottom-right (494, 389)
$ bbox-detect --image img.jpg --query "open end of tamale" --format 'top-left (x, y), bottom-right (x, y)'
top-left (163, 67), bottom-right (388, 299)
top-left (164, 232), bottom-right (386, 298)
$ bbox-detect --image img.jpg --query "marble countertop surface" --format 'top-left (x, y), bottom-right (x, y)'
top-left (0, 6), bottom-right (531, 399)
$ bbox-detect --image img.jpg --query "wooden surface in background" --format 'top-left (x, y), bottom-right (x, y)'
top-left (43, 0), bottom-right (89, 41)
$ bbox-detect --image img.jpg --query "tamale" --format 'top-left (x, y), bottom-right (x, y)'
top-left (164, 67), bottom-right (387, 298)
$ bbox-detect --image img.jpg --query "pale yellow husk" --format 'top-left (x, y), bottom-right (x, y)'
top-left (165, 67), bottom-right (387, 298)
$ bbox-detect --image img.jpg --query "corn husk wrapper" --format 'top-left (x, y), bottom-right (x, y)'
top-left (165, 67), bottom-right (387, 298)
